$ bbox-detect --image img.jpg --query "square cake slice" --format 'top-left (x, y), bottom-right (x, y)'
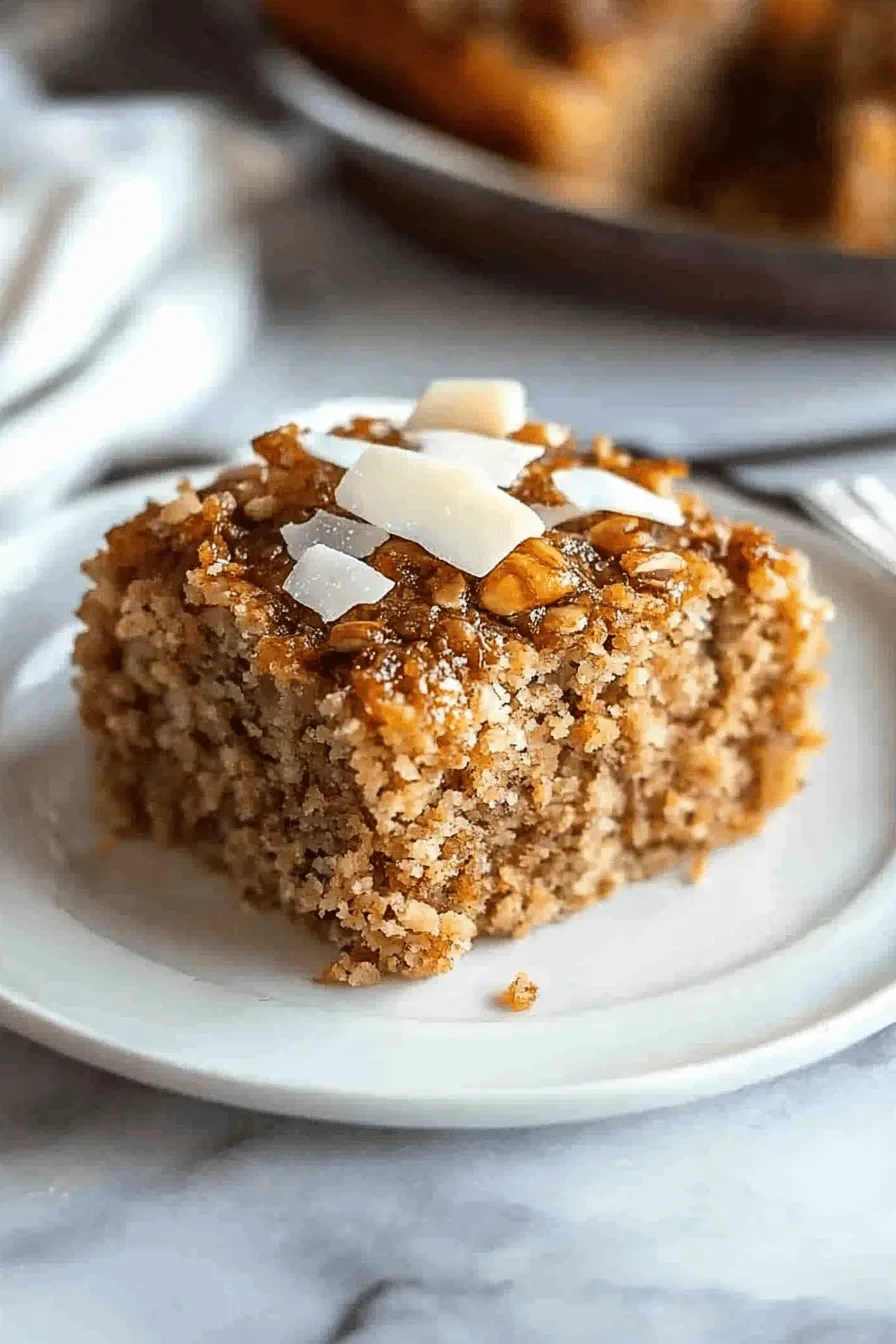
top-left (75, 381), bottom-right (830, 983)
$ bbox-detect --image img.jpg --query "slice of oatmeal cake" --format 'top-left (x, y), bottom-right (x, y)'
top-left (75, 378), bottom-right (829, 982)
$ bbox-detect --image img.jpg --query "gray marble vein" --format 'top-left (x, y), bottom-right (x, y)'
top-left (3, 1026), bottom-right (896, 1342)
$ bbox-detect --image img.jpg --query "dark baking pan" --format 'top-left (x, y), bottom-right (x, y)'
top-left (261, 44), bottom-right (896, 333)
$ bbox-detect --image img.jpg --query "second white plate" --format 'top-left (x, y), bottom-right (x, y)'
top-left (0, 471), bottom-right (894, 1127)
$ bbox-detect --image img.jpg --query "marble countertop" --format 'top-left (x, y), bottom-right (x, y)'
top-left (6, 7), bottom-right (896, 1338)
top-left (5, 1024), bottom-right (896, 1343)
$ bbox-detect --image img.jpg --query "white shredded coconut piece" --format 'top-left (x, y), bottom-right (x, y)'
top-left (283, 543), bottom-right (394, 621)
top-left (543, 422), bottom-right (571, 448)
top-left (404, 379), bottom-right (527, 438)
top-left (335, 443), bottom-right (544, 577)
top-left (282, 511), bottom-right (388, 561)
top-left (409, 429), bottom-right (543, 487)
top-left (367, 420), bottom-right (393, 439)
top-left (533, 502), bottom-right (583, 528)
top-left (301, 432), bottom-right (369, 470)
top-left (550, 467), bottom-right (684, 527)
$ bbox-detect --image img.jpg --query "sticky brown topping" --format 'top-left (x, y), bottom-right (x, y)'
top-left (92, 414), bottom-right (804, 685)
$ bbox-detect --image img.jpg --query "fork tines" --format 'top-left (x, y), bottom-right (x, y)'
top-left (802, 475), bottom-right (896, 577)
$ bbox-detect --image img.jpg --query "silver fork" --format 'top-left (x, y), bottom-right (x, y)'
top-left (711, 442), bottom-right (896, 578)
top-left (800, 475), bottom-right (896, 576)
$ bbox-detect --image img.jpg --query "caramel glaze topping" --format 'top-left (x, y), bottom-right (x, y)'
top-left (93, 416), bottom-right (806, 689)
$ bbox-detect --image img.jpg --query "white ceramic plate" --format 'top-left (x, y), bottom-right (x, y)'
top-left (1, 455), bottom-right (895, 1128)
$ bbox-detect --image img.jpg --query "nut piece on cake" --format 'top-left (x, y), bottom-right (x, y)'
top-left (74, 379), bottom-right (831, 982)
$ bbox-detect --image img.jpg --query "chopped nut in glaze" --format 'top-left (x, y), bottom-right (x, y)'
top-left (431, 569), bottom-right (467, 609)
top-left (540, 603), bottom-right (589, 635)
top-left (621, 549), bottom-right (687, 581)
top-left (588, 515), bottom-right (656, 555)
top-left (327, 620), bottom-right (387, 652)
top-left (478, 538), bottom-right (577, 616)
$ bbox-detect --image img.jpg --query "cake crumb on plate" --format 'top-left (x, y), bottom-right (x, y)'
top-left (498, 973), bottom-right (539, 1012)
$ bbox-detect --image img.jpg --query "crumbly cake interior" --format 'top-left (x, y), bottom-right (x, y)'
top-left (264, 0), bottom-right (896, 251)
top-left (75, 414), bottom-right (829, 983)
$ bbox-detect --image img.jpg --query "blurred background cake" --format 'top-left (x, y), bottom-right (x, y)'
top-left (265, 0), bottom-right (896, 251)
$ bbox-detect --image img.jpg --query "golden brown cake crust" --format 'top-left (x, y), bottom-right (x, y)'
top-left (74, 414), bottom-right (830, 981)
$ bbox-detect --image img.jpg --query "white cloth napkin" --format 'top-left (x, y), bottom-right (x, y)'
top-left (0, 51), bottom-right (295, 532)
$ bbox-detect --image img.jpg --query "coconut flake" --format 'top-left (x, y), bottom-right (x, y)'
top-left (410, 429), bottom-right (543, 487)
top-left (533, 503), bottom-right (583, 528)
top-left (404, 379), bottom-right (527, 438)
top-left (301, 432), bottom-right (369, 470)
top-left (551, 467), bottom-right (684, 527)
top-left (543, 422), bottom-right (571, 449)
top-left (282, 511), bottom-right (388, 561)
top-left (283, 544), bottom-right (394, 621)
top-left (335, 443), bottom-right (544, 577)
